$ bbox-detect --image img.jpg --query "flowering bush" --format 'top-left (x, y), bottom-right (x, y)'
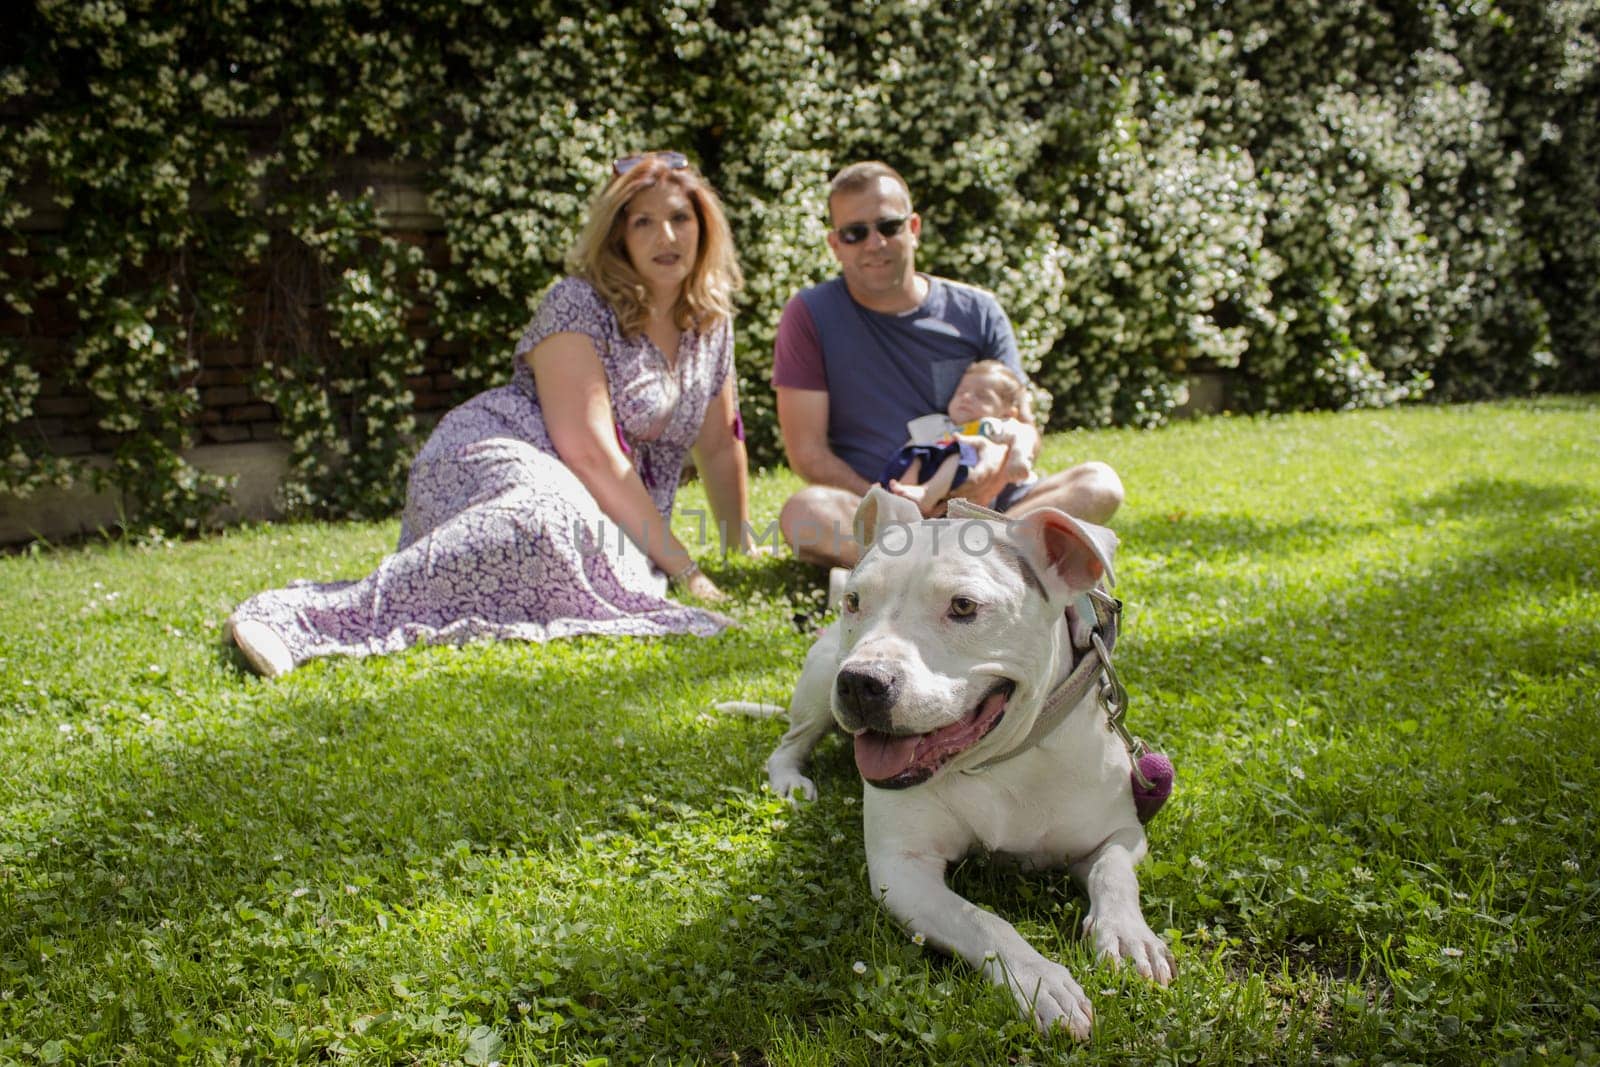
top-left (1, 0), bottom-right (1594, 532)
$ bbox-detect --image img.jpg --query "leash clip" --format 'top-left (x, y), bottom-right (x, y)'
top-left (1091, 631), bottom-right (1154, 791)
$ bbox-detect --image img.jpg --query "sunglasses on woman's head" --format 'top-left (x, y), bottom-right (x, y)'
top-left (835, 216), bottom-right (911, 245)
top-left (613, 151), bottom-right (689, 176)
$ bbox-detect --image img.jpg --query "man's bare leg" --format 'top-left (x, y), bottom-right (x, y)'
top-left (1005, 461), bottom-right (1124, 524)
top-left (779, 486), bottom-right (864, 567)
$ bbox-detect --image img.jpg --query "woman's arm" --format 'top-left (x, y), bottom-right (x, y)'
top-left (530, 332), bottom-right (720, 598)
top-left (691, 374), bottom-right (758, 554)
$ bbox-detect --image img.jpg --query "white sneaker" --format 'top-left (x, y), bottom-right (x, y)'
top-left (826, 566), bottom-right (850, 612)
top-left (229, 619), bottom-right (294, 678)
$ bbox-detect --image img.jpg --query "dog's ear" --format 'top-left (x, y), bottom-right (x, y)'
top-left (1009, 509), bottom-right (1118, 596)
top-left (854, 485), bottom-right (923, 548)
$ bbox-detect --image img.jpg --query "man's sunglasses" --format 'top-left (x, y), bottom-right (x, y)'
top-left (613, 151), bottom-right (689, 176)
top-left (835, 216), bottom-right (911, 245)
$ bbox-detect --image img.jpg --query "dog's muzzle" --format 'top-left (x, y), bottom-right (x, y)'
top-left (834, 661), bottom-right (902, 734)
top-left (847, 679), bottom-right (1015, 790)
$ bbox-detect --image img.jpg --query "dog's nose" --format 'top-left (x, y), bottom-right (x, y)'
top-left (835, 662), bottom-right (901, 731)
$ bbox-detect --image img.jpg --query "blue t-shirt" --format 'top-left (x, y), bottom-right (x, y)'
top-left (772, 275), bottom-right (1022, 481)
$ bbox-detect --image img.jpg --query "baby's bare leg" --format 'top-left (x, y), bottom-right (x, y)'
top-left (896, 454), bottom-right (962, 516)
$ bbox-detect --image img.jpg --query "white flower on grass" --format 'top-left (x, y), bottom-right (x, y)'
top-left (291, 887), bottom-right (310, 898)
top-left (912, 932), bottom-right (926, 946)
top-left (1441, 947), bottom-right (1463, 958)
top-left (747, 894), bottom-right (763, 903)
top-left (1350, 866), bottom-right (1374, 883)
top-left (1562, 859), bottom-right (1580, 873)
top-left (852, 961), bottom-right (867, 975)
top-left (1290, 765), bottom-right (1306, 780)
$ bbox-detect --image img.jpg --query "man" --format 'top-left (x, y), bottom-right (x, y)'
top-left (774, 161), bottom-right (1124, 567)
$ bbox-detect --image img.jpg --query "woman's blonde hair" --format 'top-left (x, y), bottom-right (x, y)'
top-left (566, 152), bottom-right (743, 337)
top-left (963, 359), bottom-right (1035, 423)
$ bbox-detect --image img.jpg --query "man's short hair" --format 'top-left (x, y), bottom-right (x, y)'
top-left (828, 161), bottom-right (913, 215)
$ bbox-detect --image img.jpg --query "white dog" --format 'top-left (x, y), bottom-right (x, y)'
top-left (727, 488), bottom-right (1174, 1038)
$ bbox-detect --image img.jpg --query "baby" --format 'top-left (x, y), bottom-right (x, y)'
top-left (881, 360), bottom-right (1040, 516)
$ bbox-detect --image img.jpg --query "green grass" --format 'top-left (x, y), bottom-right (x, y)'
top-left (2, 398), bottom-right (1598, 1065)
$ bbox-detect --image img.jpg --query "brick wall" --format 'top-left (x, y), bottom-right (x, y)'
top-left (5, 228), bottom-right (461, 463)
top-left (0, 169), bottom-right (474, 541)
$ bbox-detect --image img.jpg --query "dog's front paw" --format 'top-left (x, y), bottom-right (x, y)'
top-left (766, 764), bottom-right (817, 805)
top-left (988, 955), bottom-right (1094, 1040)
top-left (1083, 909), bottom-right (1176, 986)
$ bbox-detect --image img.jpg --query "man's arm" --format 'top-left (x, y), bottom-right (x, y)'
top-left (777, 386), bottom-right (873, 496)
top-left (977, 297), bottom-right (1041, 476)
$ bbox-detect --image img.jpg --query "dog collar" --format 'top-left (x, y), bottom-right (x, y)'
top-left (940, 500), bottom-right (1172, 821)
top-left (962, 564), bottom-right (1173, 821)
top-left (967, 586), bottom-right (1122, 771)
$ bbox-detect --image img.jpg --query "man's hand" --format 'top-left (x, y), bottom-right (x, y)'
top-left (1001, 445), bottom-right (1033, 483)
top-left (956, 436), bottom-right (1011, 507)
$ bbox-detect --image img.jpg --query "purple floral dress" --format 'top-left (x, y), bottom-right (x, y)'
top-left (230, 278), bottom-right (736, 667)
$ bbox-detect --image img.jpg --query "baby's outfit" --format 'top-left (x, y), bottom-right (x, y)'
top-left (879, 417), bottom-right (1002, 492)
top-left (879, 414), bottom-right (1037, 512)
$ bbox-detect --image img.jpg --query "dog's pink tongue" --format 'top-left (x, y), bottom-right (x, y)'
top-left (854, 731), bottom-right (919, 781)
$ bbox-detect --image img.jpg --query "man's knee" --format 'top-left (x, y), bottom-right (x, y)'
top-left (780, 488), bottom-right (861, 566)
top-left (1071, 461), bottom-right (1124, 524)
top-left (1015, 461), bottom-right (1124, 524)
top-left (779, 492), bottom-right (820, 546)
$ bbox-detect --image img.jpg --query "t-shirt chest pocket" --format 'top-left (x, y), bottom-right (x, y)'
top-left (929, 358), bottom-right (971, 408)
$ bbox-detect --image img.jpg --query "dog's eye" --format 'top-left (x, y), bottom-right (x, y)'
top-left (843, 592), bottom-right (860, 614)
top-left (949, 596), bottom-right (978, 620)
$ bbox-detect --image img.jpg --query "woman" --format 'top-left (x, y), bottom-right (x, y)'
top-left (228, 151), bottom-right (755, 677)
